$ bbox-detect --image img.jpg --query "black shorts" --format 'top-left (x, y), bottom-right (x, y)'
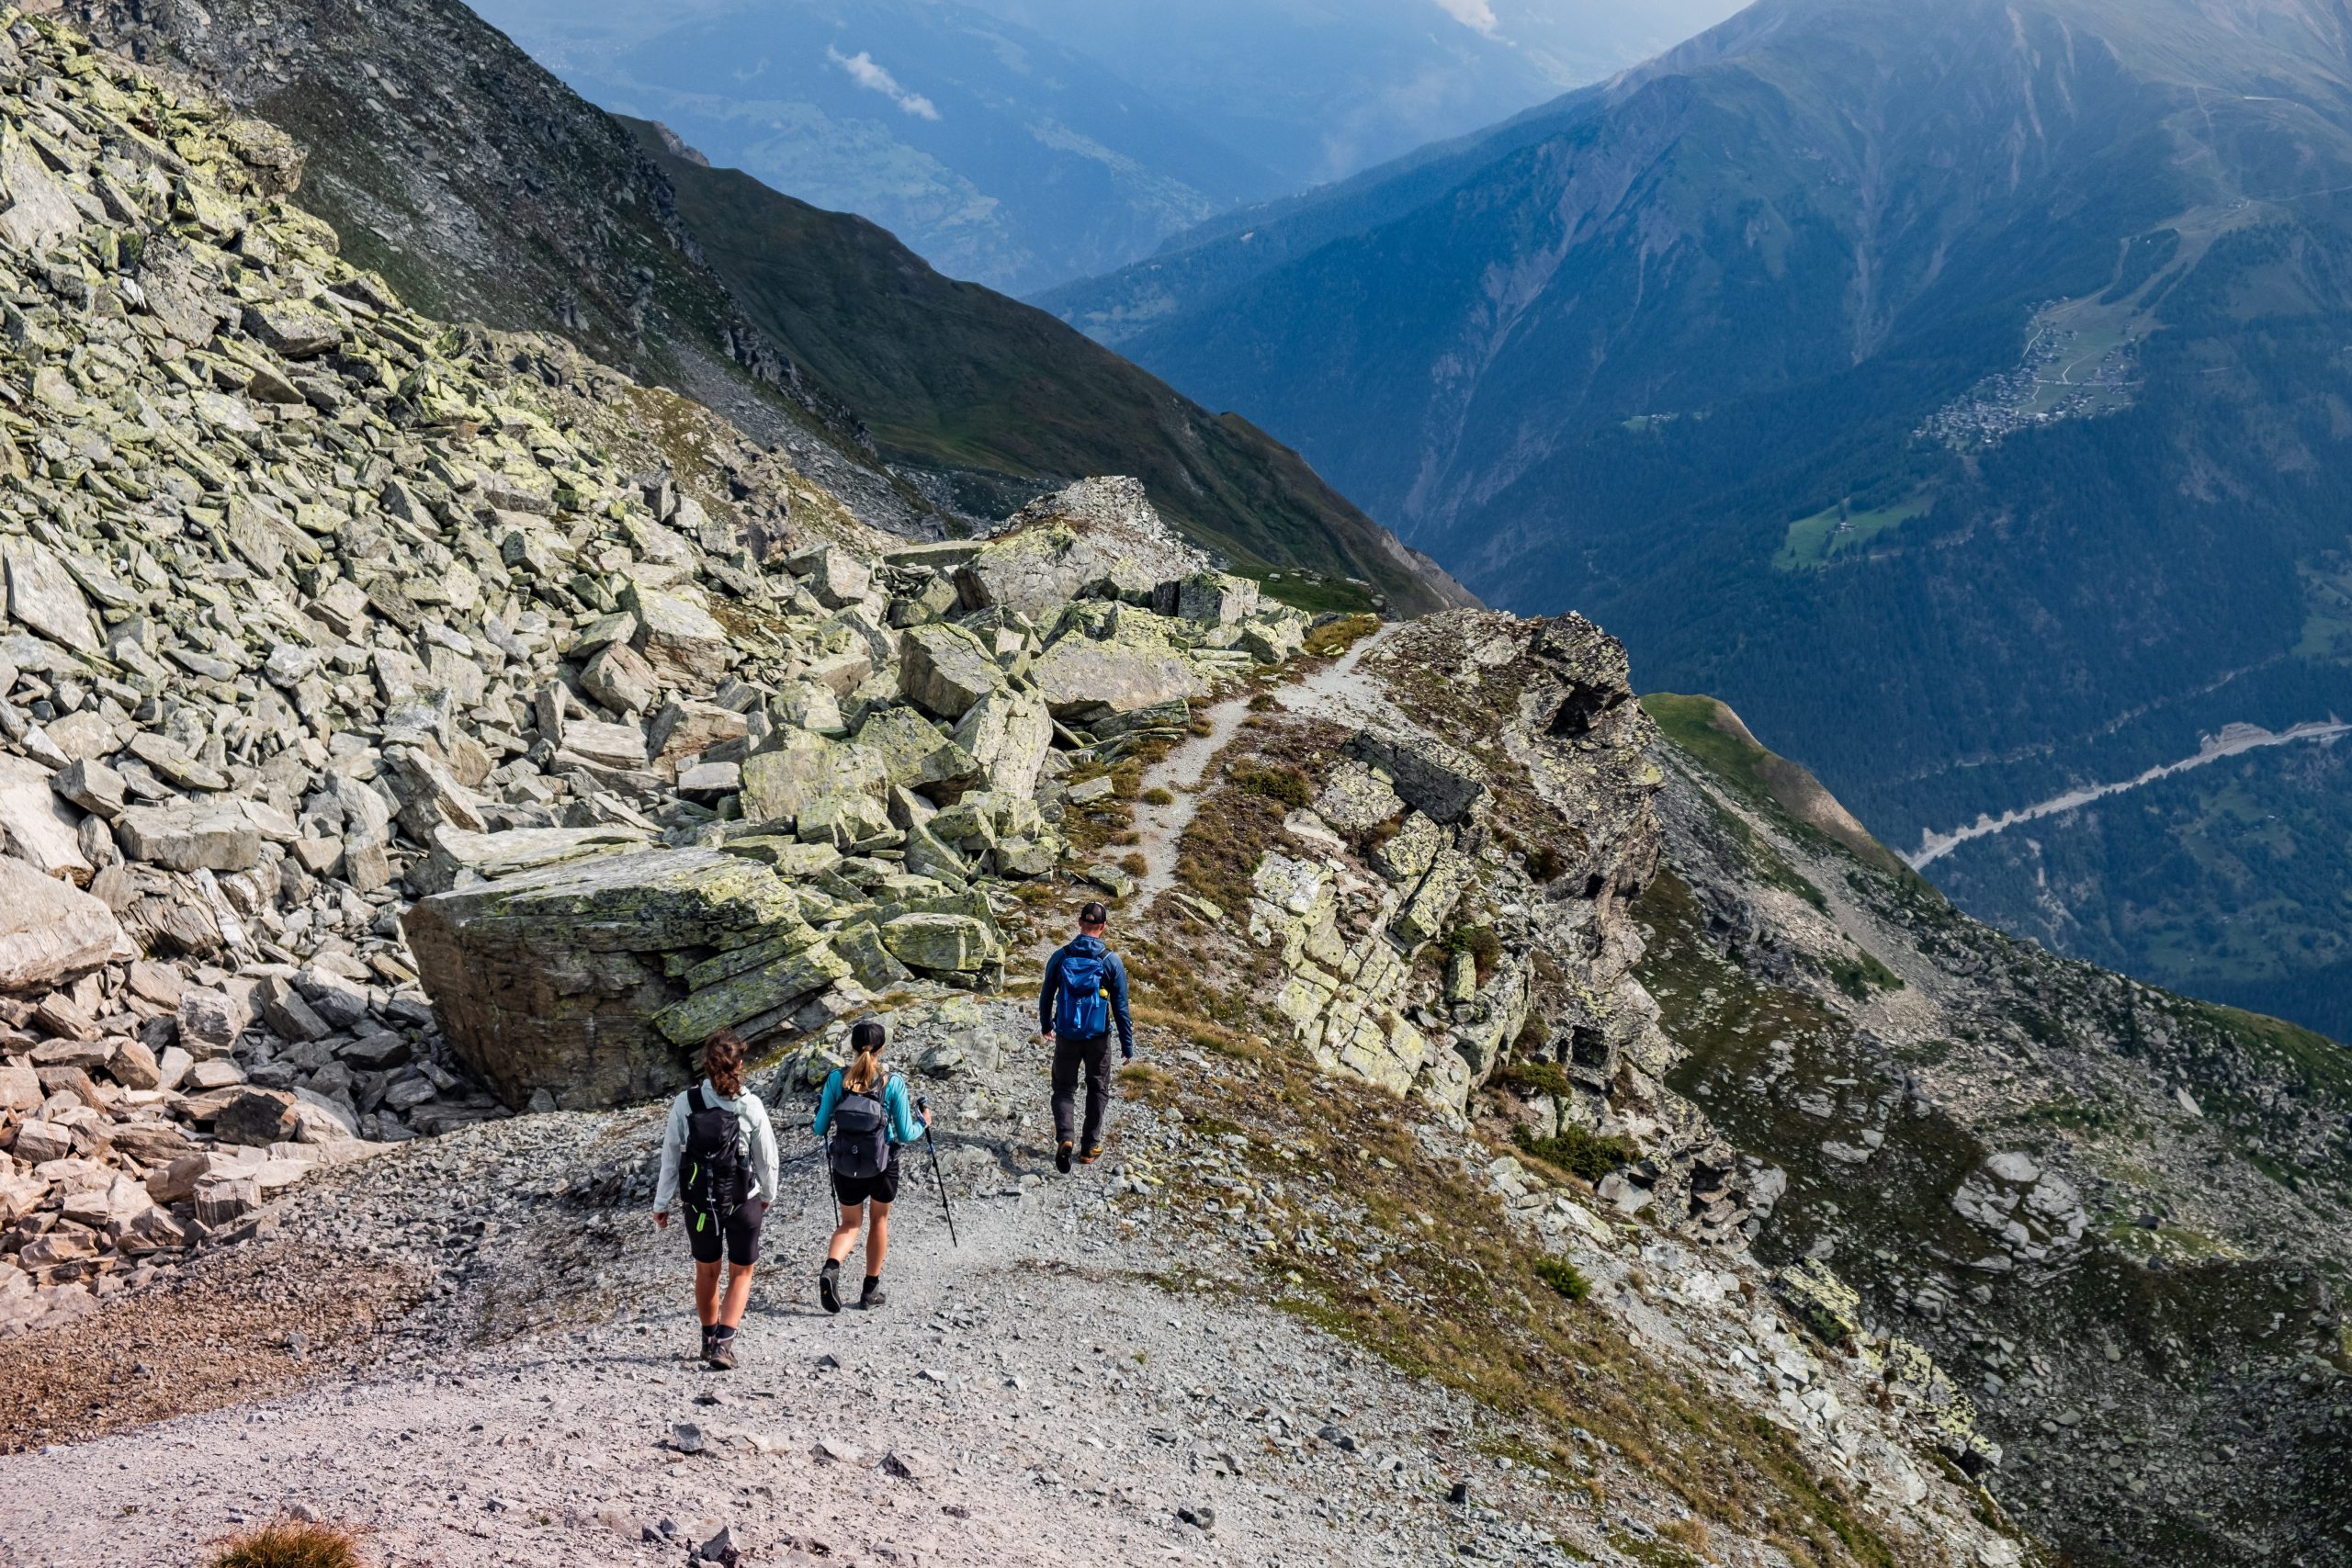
top-left (685, 1199), bottom-right (765, 1267)
top-left (831, 1161), bottom-right (902, 1208)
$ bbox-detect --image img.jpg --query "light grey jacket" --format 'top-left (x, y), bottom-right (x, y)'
top-left (653, 1080), bottom-right (780, 1213)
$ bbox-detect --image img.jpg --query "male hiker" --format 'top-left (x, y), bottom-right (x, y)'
top-left (1037, 900), bottom-right (1134, 1173)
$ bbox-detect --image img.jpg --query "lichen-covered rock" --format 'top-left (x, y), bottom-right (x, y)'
top-left (403, 849), bottom-right (809, 1107)
top-left (1316, 759), bottom-right (1404, 832)
top-left (653, 940), bottom-right (850, 1046)
top-left (1175, 571), bottom-right (1260, 626)
top-left (954, 688), bottom-right (1053, 799)
top-left (628, 587), bottom-right (734, 684)
top-left (955, 478), bottom-right (1204, 617)
top-left (880, 911), bottom-right (994, 973)
top-left (1031, 615), bottom-right (1204, 720)
top-left (853, 707), bottom-right (978, 795)
top-left (1346, 728), bottom-right (1487, 825)
top-left (410, 826), bottom-right (650, 897)
top-left (1395, 850), bottom-right (1476, 945)
top-left (740, 731), bottom-right (889, 826)
top-left (897, 623), bottom-right (1004, 721)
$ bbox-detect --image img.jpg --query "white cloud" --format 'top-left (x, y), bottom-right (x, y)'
top-left (828, 47), bottom-right (941, 120)
top-left (1431, 0), bottom-right (1501, 38)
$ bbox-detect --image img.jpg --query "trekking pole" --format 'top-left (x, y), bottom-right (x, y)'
top-left (916, 1097), bottom-right (959, 1247)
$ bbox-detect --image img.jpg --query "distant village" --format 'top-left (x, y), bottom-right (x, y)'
top-left (1919, 312), bottom-right (2143, 447)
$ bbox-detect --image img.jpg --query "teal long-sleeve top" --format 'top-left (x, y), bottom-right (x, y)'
top-left (813, 1067), bottom-right (923, 1145)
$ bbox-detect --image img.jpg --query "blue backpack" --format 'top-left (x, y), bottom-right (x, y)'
top-left (1054, 944), bottom-right (1112, 1037)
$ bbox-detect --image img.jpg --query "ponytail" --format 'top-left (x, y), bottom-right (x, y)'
top-left (842, 1019), bottom-right (887, 1094)
top-left (704, 1030), bottom-right (747, 1099)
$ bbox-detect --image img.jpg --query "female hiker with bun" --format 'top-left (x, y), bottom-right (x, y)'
top-left (812, 1019), bottom-right (928, 1313)
top-left (653, 1030), bottom-right (779, 1370)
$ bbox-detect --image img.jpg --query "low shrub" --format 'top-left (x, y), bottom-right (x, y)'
top-left (1515, 1123), bottom-right (1640, 1183)
top-left (1496, 1060), bottom-right (1573, 1100)
top-left (1533, 1257), bottom-right (1592, 1302)
top-left (210, 1519), bottom-right (366, 1568)
top-left (1231, 763), bottom-right (1312, 810)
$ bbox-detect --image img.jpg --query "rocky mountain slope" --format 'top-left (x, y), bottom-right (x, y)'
top-left (51, 0), bottom-right (1464, 618)
top-left (1638, 694), bottom-right (2352, 1566)
top-left (0, 11), bottom-right (2339, 1568)
top-left (1045, 0), bottom-right (2352, 1038)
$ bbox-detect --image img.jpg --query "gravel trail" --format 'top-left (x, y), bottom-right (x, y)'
top-left (0, 1004), bottom-right (1541, 1568)
top-left (1131, 626), bottom-right (1405, 907)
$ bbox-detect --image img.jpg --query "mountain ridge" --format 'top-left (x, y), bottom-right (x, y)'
top-left (1044, 0), bottom-right (2352, 1038)
top-left (55, 0), bottom-right (1467, 616)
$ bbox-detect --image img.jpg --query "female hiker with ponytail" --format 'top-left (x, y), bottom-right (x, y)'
top-left (654, 1030), bottom-right (779, 1370)
top-left (812, 1020), bottom-right (928, 1313)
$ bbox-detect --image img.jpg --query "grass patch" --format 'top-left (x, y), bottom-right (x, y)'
top-left (1497, 1060), bottom-right (1574, 1100)
top-left (1534, 1257), bottom-right (1593, 1302)
top-left (1303, 613), bottom-right (1381, 659)
top-left (1254, 570), bottom-right (1380, 616)
top-left (1516, 1124), bottom-right (1641, 1183)
top-left (1773, 495), bottom-right (1931, 570)
top-left (1445, 923), bottom-right (1505, 984)
top-left (1232, 762), bottom-right (1312, 810)
top-left (1115, 1032), bottom-right (1903, 1567)
top-left (1826, 948), bottom-right (1904, 1001)
top-left (1141, 787), bottom-right (1176, 807)
top-left (1642, 694), bottom-right (1913, 879)
top-left (210, 1519), bottom-right (367, 1568)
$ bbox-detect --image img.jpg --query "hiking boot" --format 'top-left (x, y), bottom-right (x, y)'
top-left (819, 1259), bottom-right (842, 1315)
top-left (699, 1325), bottom-right (717, 1362)
top-left (1056, 1141), bottom-right (1074, 1174)
top-left (707, 1332), bottom-right (737, 1371)
top-left (1079, 1144), bottom-right (1102, 1165)
top-left (860, 1278), bottom-right (888, 1311)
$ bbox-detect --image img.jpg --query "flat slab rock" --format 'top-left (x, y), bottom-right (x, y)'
top-left (402, 848), bottom-right (814, 1110)
top-left (0, 854), bottom-right (119, 993)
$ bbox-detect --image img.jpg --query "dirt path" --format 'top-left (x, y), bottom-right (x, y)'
top-left (0, 1002), bottom-right (1532, 1568)
top-left (1131, 626), bottom-right (1408, 908)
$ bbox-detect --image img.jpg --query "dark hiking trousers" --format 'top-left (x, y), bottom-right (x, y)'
top-left (1052, 1032), bottom-right (1115, 1149)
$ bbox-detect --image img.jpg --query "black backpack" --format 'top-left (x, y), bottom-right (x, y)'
top-left (829, 1071), bottom-right (894, 1180)
top-left (680, 1084), bottom-right (752, 1216)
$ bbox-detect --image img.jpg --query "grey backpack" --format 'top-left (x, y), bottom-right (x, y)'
top-left (829, 1073), bottom-right (893, 1179)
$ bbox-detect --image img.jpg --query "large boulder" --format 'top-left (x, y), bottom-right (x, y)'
top-left (1031, 615), bottom-right (1204, 721)
top-left (2, 537), bottom-right (99, 653)
top-left (628, 587), bottom-right (734, 685)
top-left (1346, 728), bottom-right (1487, 825)
top-left (954, 688), bottom-right (1054, 799)
top-left (0, 754), bottom-right (88, 878)
top-left (740, 730), bottom-right (889, 827)
top-left (898, 624), bottom-right (1005, 721)
top-left (409, 825), bottom-right (651, 897)
top-left (0, 855), bottom-right (119, 992)
top-left (403, 849), bottom-right (831, 1108)
top-left (853, 708), bottom-right (979, 796)
top-left (954, 478), bottom-right (1204, 618)
top-left (116, 797), bottom-right (264, 873)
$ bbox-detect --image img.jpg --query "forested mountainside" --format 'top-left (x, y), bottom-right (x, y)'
top-left (53, 0), bottom-right (1464, 617)
top-left (1046, 0), bottom-right (2352, 1039)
